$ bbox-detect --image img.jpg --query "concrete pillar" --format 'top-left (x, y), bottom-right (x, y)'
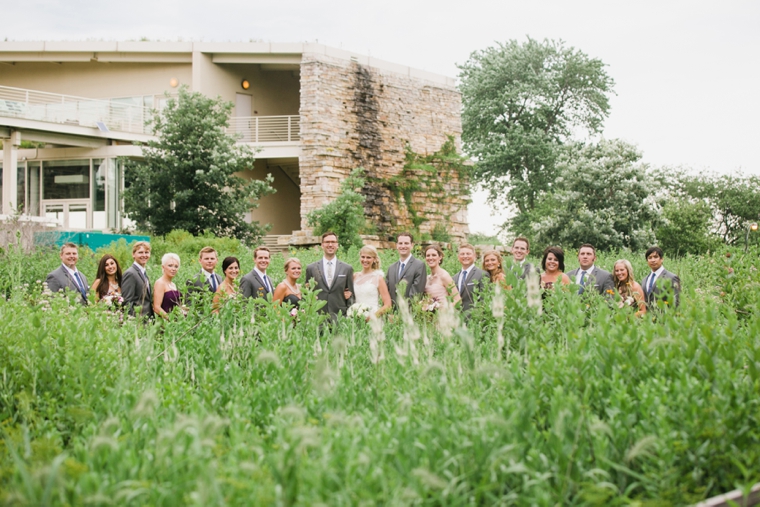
top-left (2, 131), bottom-right (20, 215)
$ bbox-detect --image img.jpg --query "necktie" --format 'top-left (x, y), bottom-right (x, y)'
top-left (579, 271), bottom-right (587, 287)
top-left (326, 261), bottom-right (334, 287)
top-left (399, 262), bottom-right (406, 277)
top-left (263, 274), bottom-right (272, 293)
top-left (142, 269), bottom-right (151, 294)
top-left (74, 271), bottom-right (86, 297)
top-left (209, 274), bottom-right (217, 291)
top-left (460, 270), bottom-right (468, 293)
top-left (647, 273), bottom-right (656, 294)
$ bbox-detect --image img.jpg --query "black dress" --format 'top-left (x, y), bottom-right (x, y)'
top-left (283, 294), bottom-right (301, 308)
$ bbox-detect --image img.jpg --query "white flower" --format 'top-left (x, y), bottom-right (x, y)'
top-left (347, 303), bottom-right (372, 318)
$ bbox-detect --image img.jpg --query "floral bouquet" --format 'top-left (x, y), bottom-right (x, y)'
top-left (347, 303), bottom-right (372, 319)
top-left (420, 297), bottom-right (441, 313)
top-left (102, 295), bottom-right (125, 306)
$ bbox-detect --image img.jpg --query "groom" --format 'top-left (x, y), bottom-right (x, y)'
top-left (386, 231), bottom-right (427, 306)
top-left (305, 231), bottom-right (355, 321)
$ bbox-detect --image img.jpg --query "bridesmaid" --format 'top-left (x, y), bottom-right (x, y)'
top-left (540, 246), bottom-right (571, 290)
top-left (273, 257), bottom-right (303, 308)
top-left (423, 244), bottom-right (457, 301)
top-left (213, 256), bottom-right (241, 313)
top-left (153, 253), bottom-right (183, 319)
top-left (482, 250), bottom-right (506, 285)
top-left (91, 254), bottom-right (123, 303)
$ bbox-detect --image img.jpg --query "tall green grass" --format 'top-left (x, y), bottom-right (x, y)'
top-left (0, 242), bottom-right (759, 505)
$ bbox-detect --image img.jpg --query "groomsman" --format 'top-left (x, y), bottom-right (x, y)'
top-left (305, 231), bottom-right (355, 320)
top-left (386, 232), bottom-right (427, 305)
top-left (240, 247), bottom-right (274, 300)
top-left (510, 237), bottom-right (536, 279)
top-left (186, 246), bottom-right (222, 300)
top-left (45, 242), bottom-right (89, 305)
top-left (642, 246), bottom-right (681, 309)
top-left (566, 243), bottom-right (614, 296)
top-left (122, 241), bottom-right (154, 319)
top-left (453, 243), bottom-right (486, 313)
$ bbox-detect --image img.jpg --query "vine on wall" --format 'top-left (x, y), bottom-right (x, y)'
top-left (381, 135), bottom-right (471, 238)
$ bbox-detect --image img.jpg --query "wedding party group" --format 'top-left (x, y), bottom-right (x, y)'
top-left (45, 230), bottom-right (681, 323)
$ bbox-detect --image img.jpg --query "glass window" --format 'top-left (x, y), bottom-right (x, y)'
top-left (69, 203), bottom-right (88, 229)
top-left (0, 161), bottom-right (3, 209)
top-left (43, 159), bottom-right (90, 200)
top-left (17, 163), bottom-right (25, 213)
top-left (93, 159), bottom-right (107, 229)
top-left (107, 159), bottom-right (121, 229)
top-left (27, 162), bottom-right (40, 216)
top-left (143, 95), bottom-right (154, 109)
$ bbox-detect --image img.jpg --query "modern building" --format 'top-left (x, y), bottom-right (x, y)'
top-left (0, 41), bottom-right (468, 242)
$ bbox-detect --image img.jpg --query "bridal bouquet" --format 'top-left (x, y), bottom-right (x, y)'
top-left (420, 297), bottom-right (441, 313)
top-left (347, 303), bottom-right (372, 319)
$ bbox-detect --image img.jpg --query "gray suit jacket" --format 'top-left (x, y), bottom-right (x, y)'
top-left (642, 268), bottom-right (681, 309)
top-left (240, 270), bottom-right (272, 300)
top-left (511, 261), bottom-right (537, 280)
top-left (566, 266), bottom-right (615, 296)
top-left (186, 271), bottom-right (222, 302)
top-left (386, 256), bottom-right (427, 305)
top-left (46, 265), bottom-right (89, 305)
top-left (454, 266), bottom-right (486, 312)
top-left (305, 259), bottom-right (355, 319)
top-left (121, 264), bottom-right (153, 318)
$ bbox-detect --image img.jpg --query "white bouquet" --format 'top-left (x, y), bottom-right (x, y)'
top-left (347, 303), bottom-right (372, 318)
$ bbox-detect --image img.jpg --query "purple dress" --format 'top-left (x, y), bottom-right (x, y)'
top-left (161, 290), bottom-right (182, 314)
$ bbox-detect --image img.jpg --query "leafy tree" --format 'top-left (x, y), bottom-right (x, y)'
top-left (307, 168), bottom-right (366, 250)
top-left (522, 139), bottom-right (661, 251)
top-left (656, 200), bottom-right (717, 256)
top-left (458, 38), bottom-right (615, 215)
top-left (660, 171), bottom-right (760, 245)
top-left (123, 86), bottom-right (274, 244)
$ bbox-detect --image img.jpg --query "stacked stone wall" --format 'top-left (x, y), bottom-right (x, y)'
top-left (299, 52), bottom-right (469, 242)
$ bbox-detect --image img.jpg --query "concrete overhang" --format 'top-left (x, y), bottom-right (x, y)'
top-left (0, 117), bottom-right (154, 147)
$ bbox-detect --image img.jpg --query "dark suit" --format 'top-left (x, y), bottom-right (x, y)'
top-left (386, 256), bottom-right (427, 305)
top-left (566, 266), bottom-right (615, 296)
top-left (511, 261), bottom-right (536, 280)
top-left (642, 269), bottom-right (681, 309)
top-left (46, 265), bottom-right (89, 305)
top-left (186, 271), bottom-right (222, 302)
top-left (305, 259), bottom-right (355, 319)
top-left (240, 270), bottom-right (272, 300)
top-left (454, 266), bottom-right (486, 313)
top-left (121, 263), bottom-right (153, 318)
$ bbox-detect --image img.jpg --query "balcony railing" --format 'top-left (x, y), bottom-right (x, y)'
top-left (0, 85), bottom-right (151, 134)
top-left (228, 115), bottom-right (300, 143)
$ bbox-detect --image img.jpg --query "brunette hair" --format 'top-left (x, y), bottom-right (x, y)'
top-left (645, 246), bottom-right (664, 259)
top-left (424, 244), bottom-right (444, 265)
top-left (482, 250), bottom-right (504, 282)
top-left (360, 245), bottom-right (381, 270)
top-left (396, 231), bottom-right (414, 243)
top-left (222, 256), bottom-right (240, 273)
top-left (93, 254), bottom-right (123, 300)
top-left (541, 246), bottom-right (565, 272)
top-left (321, 231), bottom-right (338, 242)
top-left (512, 237), bottom-right (530, 250)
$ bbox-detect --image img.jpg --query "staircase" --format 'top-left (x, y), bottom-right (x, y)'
top-left (261, 235), bottom-right (290, 254)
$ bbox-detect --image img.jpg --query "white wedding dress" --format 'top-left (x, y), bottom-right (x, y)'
top-left (353, 270), bottom-right (382, 312)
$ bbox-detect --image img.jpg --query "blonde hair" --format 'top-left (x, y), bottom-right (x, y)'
top-left (360, 245), bottom-right (381, 270)
top-left (284, 257), bottom-right (302, 271)
top-left (161, 252), bottom-right (180, 266)
top-left (132, 241), bottom-right (151, 254)
top-left (482, 250), bottom-right (504, 282)
top-left (614, 259), bottom-right (635, 294)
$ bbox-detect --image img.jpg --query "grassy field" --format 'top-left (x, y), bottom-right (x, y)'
top-left (1, 238), bottom-right (759, 505)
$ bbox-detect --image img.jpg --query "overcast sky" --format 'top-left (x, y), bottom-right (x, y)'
top-left (4, 0), bottom-right (758, 235)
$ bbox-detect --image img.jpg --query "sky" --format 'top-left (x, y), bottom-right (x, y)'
top-left (3, 0), bottom-right (758, 235)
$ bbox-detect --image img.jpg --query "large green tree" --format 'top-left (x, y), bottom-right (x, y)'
top-left (518, 139), bottom-right (661, 251)
top-left (458, 38), bottom-right (615, 215)
top-left (124, 86), bottom-right (274, 244)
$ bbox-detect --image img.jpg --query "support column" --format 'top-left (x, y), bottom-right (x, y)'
top-left (2, 131), bottom-right (20, 215)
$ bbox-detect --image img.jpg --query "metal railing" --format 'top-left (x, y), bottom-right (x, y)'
top-left (0, 85), bottom-right (151, 134)
top-left (228, 115), bottom-right (300, 143)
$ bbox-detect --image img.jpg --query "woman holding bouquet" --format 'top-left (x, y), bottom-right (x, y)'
top-left (91, 254), bottom-right (123, 303)
top-left (423, 245), bottom-right (457, 309)
top-left (351, 245), bottom-right (391, 318)
top-left (613, 259), bottom-right (646, 317)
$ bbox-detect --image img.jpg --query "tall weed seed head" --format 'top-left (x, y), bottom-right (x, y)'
top-left (368, 315), bottom-right (385, 364)
top-left (526, 269), bottom-right (542, 315)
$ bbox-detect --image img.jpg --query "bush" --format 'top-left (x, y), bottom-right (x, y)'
top-left (307, 168), bottom-right (367, 250)
top-left (656, 199), bottom-right (719, 256)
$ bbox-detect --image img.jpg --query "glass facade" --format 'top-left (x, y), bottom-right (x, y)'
top-left (4, 157), bottom-right (122, 230)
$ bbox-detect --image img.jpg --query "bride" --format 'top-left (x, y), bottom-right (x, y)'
top-left (351, 245), bottom-right (392, 318)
